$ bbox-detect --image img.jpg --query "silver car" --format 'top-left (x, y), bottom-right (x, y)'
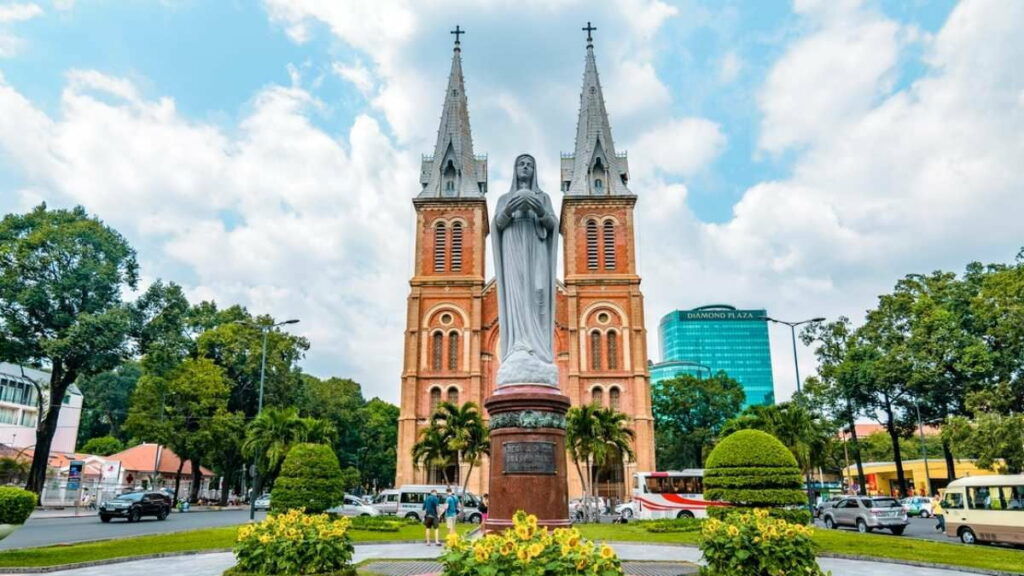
top-left (822, 496), bottom-right (908, 535)
top-left (327, 494), bottom-right (380, 517)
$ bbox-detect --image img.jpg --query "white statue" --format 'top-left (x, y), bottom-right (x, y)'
top-left (493, 154), bottom-right (559, 386)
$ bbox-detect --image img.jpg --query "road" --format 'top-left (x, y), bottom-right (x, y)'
top-left (0, 509), bottom-right (266, 550)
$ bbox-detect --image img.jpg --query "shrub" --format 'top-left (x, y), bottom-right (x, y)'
top-left (639, 517), bottom-right (703, 533)
top-left (80, 436), bottom-right (124, 456)
top-left (232, 509), bottom-right (355, 575)
top-left (347, 515), bottom-right (403, 532)
top-left (699, 508), bottom-right (828, 576)
top-left (442, 511), bottom-right (624, 576)
top-left (0, 487), bottom-right (36, 524)
top-left (271, 443), bottom-right (346, 514)
top-left (707, 506), bottom-right (811, 526)
top-left (704, 430), bottom-right (806, 510)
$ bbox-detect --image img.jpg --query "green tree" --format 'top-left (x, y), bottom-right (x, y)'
top-left (298, 375), bottom-right (365, 468)
top-left (197, 408), bottom-right (246, 506)
top-left (76, 361), bottom-right (141, 444)
top-left (411, 426), bottom-right (454, 485)
top-left (125, 357), bottom-right (230, 502)
top-left (943, 383), bottom-right (1024, 473)
top-left (80, 435), bottom-right (124, 456)
top-left (271, 443), bottom-right (346, 514)
top-left (420, 401), bottom-right (489, 495)
top-left (721, 401), bottom-right (837, 476)
top-left (0, 204), bottom-right (138, 496)
top-left (242, 407), bottom-right (310, 486)
top-left (651, 372), bottom-right (745, 470)
top-left (566, 405), bottom-right (635, 519)
top-left (356, 398), bottom-right (398, 490)
top-left (972, 254), bottom-right (1024, 409)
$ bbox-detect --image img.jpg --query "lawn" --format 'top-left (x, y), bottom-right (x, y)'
top-left (0, 522), bottom-right (473, 568)
top-left (576, 523), bottom-right (1024, 574)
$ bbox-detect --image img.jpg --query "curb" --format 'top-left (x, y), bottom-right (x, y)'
top-left (0, 541), bottom-right (440, 574)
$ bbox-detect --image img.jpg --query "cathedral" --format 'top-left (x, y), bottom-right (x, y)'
top-left (396, 30), bottom-right (656, 499)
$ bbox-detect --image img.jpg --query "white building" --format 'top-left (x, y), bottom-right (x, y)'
top-left (0, 362), bottom-right (83, 456)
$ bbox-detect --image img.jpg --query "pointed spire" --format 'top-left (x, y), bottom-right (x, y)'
top-left (419, 26), bottom-right (487, 199)
top-left (564, 25), bottom-right (630, 196)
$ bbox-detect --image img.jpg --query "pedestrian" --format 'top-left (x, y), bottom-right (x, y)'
top-left (423, 489), bottom-right (441, 546)
top-left (444, 488), bottom-right (460, 538)
top-left (933, 496), bottom-right (945, 533)
top-left (479, 493), bottom-right (489, 527)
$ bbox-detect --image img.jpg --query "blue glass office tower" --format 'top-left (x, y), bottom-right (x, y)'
top-left (650, 305), bottom-right (775, 407)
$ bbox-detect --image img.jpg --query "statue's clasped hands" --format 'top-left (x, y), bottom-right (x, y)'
top-left (507, 192), bottom-right (543, 217)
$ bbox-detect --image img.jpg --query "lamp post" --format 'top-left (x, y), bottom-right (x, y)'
top-left (914, 401), bottom-right (932, 497)
top-left (239, 318), bottom-right (300, 521)
top-left (765, 315), bottom-right (825, 516)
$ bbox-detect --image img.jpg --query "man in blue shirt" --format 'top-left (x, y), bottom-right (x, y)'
top-left (422, 489), bottom-right (441, 545)
top-left (444, 488), bottom-right (460, 536)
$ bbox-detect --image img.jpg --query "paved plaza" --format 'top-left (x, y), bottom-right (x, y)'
top-left (0, 542), bottom-right (1000, 576)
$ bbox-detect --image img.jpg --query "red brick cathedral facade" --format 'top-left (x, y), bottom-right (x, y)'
top-left (396, 36), bottom-right (655, 498)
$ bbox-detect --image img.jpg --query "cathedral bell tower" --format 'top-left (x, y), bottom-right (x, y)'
top-left (396, 28), bottom-right (490, 490)
top-left (559, 26), bottom-right (656, 490)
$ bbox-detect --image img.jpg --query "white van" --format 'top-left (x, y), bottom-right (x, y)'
top-left (942, 474), bottom-right (1024, 545)
top-left (397, 484), bottom-right (484, 523)
top-left (370, 489), bottom-right (400, 516)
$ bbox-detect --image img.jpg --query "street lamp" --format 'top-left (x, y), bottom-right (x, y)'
top-left (237, 318), bottom-right (300, 520)
top-left (914, 402), bottom-right (932, 497)
top-left (764, 315), bottom-right (825, 517)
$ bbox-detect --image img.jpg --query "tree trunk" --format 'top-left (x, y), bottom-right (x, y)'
top-left (885, 410), bottom-right (908, 497)
top-left (847, 414), bottom-right (867, 495)
top-left (942, 438), bottom-right (956, 485)
top-left (218, 468), bottom-right (232, 507)
top-left (26, 365), bottom-right (73, 500)
top-left (189, 459), bottom-right (202, 503)
top-left (173, 458), bottom-right (185, 505)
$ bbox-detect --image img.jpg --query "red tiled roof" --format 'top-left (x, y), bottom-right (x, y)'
top-left (106, 444), bottom-right (213, 477)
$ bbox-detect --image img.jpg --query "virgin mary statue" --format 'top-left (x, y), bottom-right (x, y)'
top-left (493, 154), bottom-right (559, 386)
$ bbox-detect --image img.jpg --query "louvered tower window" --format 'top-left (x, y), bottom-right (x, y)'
top-left (590, 331), bottom-right (602, 371)
top-left (586, 220), bottom-right (599, 270)
top-left (448, 331), bottom-right (460, 371)
top-left (450, 222), bottom-right (463, 272)
top-left (432, 332), bottom-right (443, 371)
top-left (447, 386), bottom-right (459, 404)
top-left (434, 222), bottom-right (447, 272)
top-left (607, 331), bottom-right (619, 370)
top-left (591, 387), bottom-right (604, 407)
top-left (603, 220), bottom-right (616, 270)
top-left (430, 387), bottom-right (442, 412)
top-left (609, 387), bottom-right (621, 411)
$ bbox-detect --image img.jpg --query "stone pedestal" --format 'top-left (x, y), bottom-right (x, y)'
top-left (483, 384), bottom-right (571, 532)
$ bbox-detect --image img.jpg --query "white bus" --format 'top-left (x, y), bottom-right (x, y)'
top-left (941, 475), bottom-right (1024, 545)
top-left (624, 470), bottom-right (725, 520)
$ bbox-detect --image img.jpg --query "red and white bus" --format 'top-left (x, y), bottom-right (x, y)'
top-left (622, 470), bottom-right (726, 520)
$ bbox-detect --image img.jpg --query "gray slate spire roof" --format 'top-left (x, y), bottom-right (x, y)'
top-left (561, 39), bottom-right (630, 196)
top-left (419, 40), bottom-right (487, 198)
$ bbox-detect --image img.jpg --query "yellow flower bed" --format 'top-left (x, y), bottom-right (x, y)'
top-left (699, 508), bottom-right (828, 576)
top-left (441, 511), bottom-right (623, 576)
top-left (233, 509), bottom-right (355, 575)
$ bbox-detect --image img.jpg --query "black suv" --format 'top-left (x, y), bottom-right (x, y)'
top-left (99, 491), bottom-right (172, 523)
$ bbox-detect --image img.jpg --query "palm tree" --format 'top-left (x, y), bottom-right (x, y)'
top-left (425, 401), bottom-right (489, 494)
top-left (566, 405), bottom-right (636, 520)
top-left (411, 426), bottom-right (454, 485)
top-left (242, 407), bottom-right (307, 483)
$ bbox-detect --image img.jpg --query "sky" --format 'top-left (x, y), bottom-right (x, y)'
top-left (0, 0), bottom-right (1021, 404)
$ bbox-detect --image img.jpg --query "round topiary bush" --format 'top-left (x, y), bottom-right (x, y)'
top-left (0, 487), bottom-right (36, 525)
top-left (271, 443), bottom-right (346, 514)
top-left (704, 430), bottom-right (806, 517)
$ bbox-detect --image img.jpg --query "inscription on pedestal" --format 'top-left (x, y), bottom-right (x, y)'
top-left (503, 441), bottom-right (556, 475)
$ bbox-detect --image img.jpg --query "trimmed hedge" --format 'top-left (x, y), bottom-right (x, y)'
top-left (271, 443), bottom-right (346, 514)
top-left (708, 506), bottom-right (812, 525)
top-left (638, 518), bottom-right (703, 533)
top-left (704, 430), bottom-right (807, 513)
top-left (0, 487), bottom-right (36, 525)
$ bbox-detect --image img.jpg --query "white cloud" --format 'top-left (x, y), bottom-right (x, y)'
top-left (629, 117), bottom-right (726, 178)
top-left (333, 60), bottom-right (375, 97)
top-left (0, 2), bottom-right (42, 57)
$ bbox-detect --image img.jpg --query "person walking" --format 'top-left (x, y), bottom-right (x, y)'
top-left (423, 489), bottom-right (441, 546)
top-left (479, 493), bottom-right (489, 528)
top-left (444, 488), bottom-right (460, 538)
top-left (933, 497), bottom-right (946, 533)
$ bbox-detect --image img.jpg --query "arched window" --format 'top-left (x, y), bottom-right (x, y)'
top-left (603, 220), bottom-right (616, 270)
top-left (447, 386), bottom-right (459, 405)
top-left (450, 222), bottom-right (463, 272)
top-left (432, 332), bottom-right (443, 371)
top-left (430, 387), bottom-right (442, 412)
top-left (586, 220), bottom-right (599, 270)
top-left (590, 331), bottom-right (602, 371)
top-left (594, 178), bottom-right (603, 192)
top-left (591, 387), bottom-right (604, 406)
top-left (448, 331), bottom-right (460, 371)
top-left (607, 331), bottom-right (619, 370)
top-left (434, 222), bottom-right (447, 272)
top-left (442, 160), bottom-right (457, 197)
top-left (609, 387), bottom-right (621, 411)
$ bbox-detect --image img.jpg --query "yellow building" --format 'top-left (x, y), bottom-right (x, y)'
top-left (843, 459), bottom-right (1001, 497)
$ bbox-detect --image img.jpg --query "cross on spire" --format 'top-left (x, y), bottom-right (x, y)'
top-left (451, 25), bottom-right (465, 47)
top-left (582, 21), bottom-right (596, 46)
